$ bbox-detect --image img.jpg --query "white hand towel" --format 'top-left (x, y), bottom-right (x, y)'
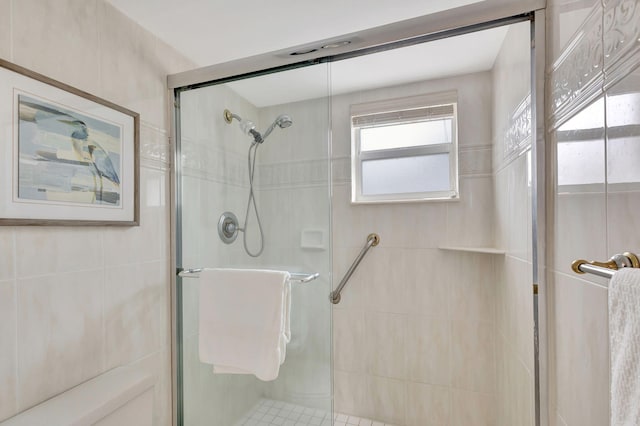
top-left (610, 268), bottom-right (640, 426)
top-left (198, 268), bottom-right (291, 381)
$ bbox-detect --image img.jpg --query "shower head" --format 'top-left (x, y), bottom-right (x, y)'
top-left (262, 114), bottom-right (294, 140)
top-left (224, 109), bottom-right (292, 144)
top-left (275, 115), bottom-right (293, 129)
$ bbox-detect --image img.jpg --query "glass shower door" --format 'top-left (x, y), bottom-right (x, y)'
top-left (175, 62), bottom-right (332, 425)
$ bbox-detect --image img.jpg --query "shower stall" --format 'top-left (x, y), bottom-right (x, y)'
top-left (171, 7), bottom-right (546, 426)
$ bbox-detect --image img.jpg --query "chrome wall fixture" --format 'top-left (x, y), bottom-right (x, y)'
top-left (218, 109), bottom-right (294, 257)
top-left (218, 211), bottom-right (240, 244)
top-left (571, 252), bottom-right (640, 279)
top-left (330, 233), bottom-right (380, 304)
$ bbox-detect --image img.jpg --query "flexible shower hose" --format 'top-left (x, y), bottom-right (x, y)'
top-left (242, 141), bottom-right (264, 257)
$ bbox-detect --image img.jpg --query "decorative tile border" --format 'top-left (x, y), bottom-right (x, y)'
top-left (604, 0), bottom-right (640, 89)
top-left (550, 0), bottom-right (640, 128)
top-left (502, 93), bottom-right (532, 164)
top-left (256, 159), bottom-right (329, 189)
top-left (331, 157), bottom-right (351, 185)
top-left (549, 3), bottom-right (604, 130)
top-left (180, 140), bottom-right (248, 187)
top-left (140, 122), bottom-right (170, 171)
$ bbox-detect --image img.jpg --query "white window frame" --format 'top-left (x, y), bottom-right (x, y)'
top-left (350, 91), bottom-right (459, 203)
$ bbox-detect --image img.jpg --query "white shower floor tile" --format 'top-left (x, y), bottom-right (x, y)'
top-left (235, 399), bottom-right (398, 426)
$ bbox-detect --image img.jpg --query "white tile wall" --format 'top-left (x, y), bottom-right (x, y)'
top-left (547, 1), bottom-right (640, 425)
top-left (0, 0), bottom-right (194, 423)
top-left (331, 72), bottom-right (500, 425)
top-left (17, 270), bottom-right (105, 410)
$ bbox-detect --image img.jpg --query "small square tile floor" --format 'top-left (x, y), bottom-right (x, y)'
top-left (235, 399), bottom-right (398, 426)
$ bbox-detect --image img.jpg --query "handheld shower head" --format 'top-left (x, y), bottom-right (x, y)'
top-left (224, 109), bottom-right (292, 143)
top-left (262, 114), bottom-right (294, 140)
top-left (275, 115), bottom-right (293, 128)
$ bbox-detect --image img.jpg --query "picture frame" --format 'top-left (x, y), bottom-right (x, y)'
top-left (0, 58), bottom-right (139, 226)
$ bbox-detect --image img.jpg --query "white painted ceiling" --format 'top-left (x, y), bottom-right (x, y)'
top-left (226, 26), bottom-right (509, 107)
top-left (106, 0), bottom-right (513, 107)
top-left (105, 0), bottom-right (485, 66)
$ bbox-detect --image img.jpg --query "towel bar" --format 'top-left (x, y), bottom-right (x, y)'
top-left (177, 268), bottom-right (320, 283)
top-left (571, 252), bottom-right (640, 279)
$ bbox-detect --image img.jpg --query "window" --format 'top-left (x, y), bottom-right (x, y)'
top-left (351, 91), bottom-right (459, 203)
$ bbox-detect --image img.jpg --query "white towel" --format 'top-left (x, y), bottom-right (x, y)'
top-left (610, 268), bottom-right (640, 426)
top-left (198, 268), bottom-right (291, 381)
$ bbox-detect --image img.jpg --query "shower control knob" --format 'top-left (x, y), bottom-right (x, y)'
top-left (218, 212), bottom-right (240, 244)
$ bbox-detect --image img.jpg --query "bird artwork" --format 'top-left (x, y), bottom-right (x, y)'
top-left (17, 94), bottom-right (122, 206)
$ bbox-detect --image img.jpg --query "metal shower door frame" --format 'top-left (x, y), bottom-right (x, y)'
top-left (169, 7), bottom-right (548, 426)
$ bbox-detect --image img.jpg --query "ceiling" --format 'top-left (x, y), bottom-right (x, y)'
top-left (226, 25), bottom-right (509, 107)
top-left (105, 0), bottom-right (485, 67)
top-left (106, 0), bottom-right (516, 107)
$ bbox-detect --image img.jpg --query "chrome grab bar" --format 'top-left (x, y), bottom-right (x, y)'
top-left (571, 252), bottom-right (640, 279)
top-left (177, 268), bottom-right (320, 283)
top-left (330, 233), bottom-right (380, 304)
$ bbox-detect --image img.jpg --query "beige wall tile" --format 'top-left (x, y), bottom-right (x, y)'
top-left (104, 262), bottom-right (165, 369)
top-left (446, 176), bottom-right (495, 247)
top-left (450, 252), bottom-right (496, 323)
top-left (3, 0), bottom-right (178, 421)
top-left (554, 192), bottom-right (607, 280)
top-left (553, 273), bottom-right (609, 426)
top-left (139, 168), bottom-right (170, 263)
top-left (0, 229), bottom-right (14, 281)
top-left (506, 155), bottom-right (532, 261)
top-left (406, 314), bottom-right (450, 386)
top-left (17, 270), bottom-right (105, 410)
top-left (404, 249), bottom-right (450, 317)
top-left (124, 351), bottom-right (171, 426)
top-left (0, 280), bottom-right (16, 421)
top-left (459, 146), bottom-right (492, 176)
top-left (368, 376), bottom-right (406, 425)
top-left (496, 346), bottom-right (534, 426)
top-left (333, 308), bottom-right (366, 373)
top-left (0, 0), bottom-right (11, 60)
top-left (12, 0), bottom-right (101, 94)
top-left (332, 184), bottom-right (380, 250)
top-left (15, 227), bottom-right (104, 278)
top-left (102, 226), bottom-right (145, 267)
top-left (364, 248), bottom-right (409, 314)
top-left (97, 2), bottom-right (166, 127)
top-left (452, 389), bottom-right (497, 426)
top-left (451, 320), bottom-right (496, 393)
top-left (405, 382), bottom-right (450, 426)
top-left (402, 203), bottom-right (448, 249)
top-left (365, 312), bottom-right (407, 380)
top-left (334, 370), bottom-right (370, 419)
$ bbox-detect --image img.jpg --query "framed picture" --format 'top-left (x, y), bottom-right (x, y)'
top-left (0, 59), bottom-right (139, 225)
